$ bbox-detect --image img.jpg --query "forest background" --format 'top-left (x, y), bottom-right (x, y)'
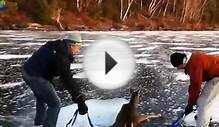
top-left (0, 0), bottom-right (219, 30)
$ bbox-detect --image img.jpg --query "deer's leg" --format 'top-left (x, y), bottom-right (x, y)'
top-left (137, 114), bottom-right (161, 123)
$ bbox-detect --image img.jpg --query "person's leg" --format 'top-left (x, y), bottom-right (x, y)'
top-left (34, 95), bottom-right (47, 125)
top-left (22, 70), bottom-right (60, 127)
top-left (22, 70), bottom-right (47, 125)
top-left (196, 78), bottom-right (219, 127)
top-left (34, 79), bottom-right (61, 127)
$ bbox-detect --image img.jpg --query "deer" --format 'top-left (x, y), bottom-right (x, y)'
top-left (112, 89), bottom-right (161, 127)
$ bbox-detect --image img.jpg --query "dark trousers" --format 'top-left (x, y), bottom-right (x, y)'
top-left (22, 69), bottom-right (61, 127)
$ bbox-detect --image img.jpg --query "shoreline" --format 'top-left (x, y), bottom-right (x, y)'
top-left (0, 23), bottom-right (219, 31)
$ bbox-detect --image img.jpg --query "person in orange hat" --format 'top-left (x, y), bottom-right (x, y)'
top-left (170, 52), bottom-right (219, 127)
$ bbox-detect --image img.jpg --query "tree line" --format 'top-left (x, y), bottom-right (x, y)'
top-left (5, 0), bottom-right (219, 25)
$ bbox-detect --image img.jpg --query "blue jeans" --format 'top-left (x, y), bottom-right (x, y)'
top-left (22, 69), bottom-right (61, 127)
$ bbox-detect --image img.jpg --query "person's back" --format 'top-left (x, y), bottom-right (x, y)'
top-left (24, 41), bottom-right (55, 79)
top-left (185, 52), bottom-right (219, 82)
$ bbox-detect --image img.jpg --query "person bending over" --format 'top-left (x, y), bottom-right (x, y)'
top-left (22, 33), bottom-right (88, 127)
top-left (170, 52), bottom-right (219, 127)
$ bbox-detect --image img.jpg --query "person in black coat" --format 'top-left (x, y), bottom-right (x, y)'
top-left (22, 33), bottom-right (88, 127)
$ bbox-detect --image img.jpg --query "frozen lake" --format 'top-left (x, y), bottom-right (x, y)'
top-left (0, 30), bottom-right (219, 127)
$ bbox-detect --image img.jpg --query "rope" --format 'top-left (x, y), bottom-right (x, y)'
top-left (87, 113), bottom-right (94, 127)
top-left (66, 109), bottom-right (94, 127)
top-left (66, 109), bottom-right (79, 127)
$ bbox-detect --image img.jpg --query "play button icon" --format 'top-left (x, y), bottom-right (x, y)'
top-left (105, 51), bottom-right (117, 75)
top-left (83, 37), bottom-right (135, 89)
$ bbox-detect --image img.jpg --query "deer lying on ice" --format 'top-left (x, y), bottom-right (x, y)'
top-left (112, 90), bottom-right (161, 127)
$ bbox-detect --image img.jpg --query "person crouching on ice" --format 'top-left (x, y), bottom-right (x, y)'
top-left (170, 52), bottom-right (219, 127)
top-left (22, 33), bottom-right (88, 127)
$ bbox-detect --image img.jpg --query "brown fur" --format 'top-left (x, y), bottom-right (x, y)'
top-left (112, 90), bottom-right (161, 127)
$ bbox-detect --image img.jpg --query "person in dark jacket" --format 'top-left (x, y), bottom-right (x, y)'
top-left (22, 33), bottom-right (88, 127)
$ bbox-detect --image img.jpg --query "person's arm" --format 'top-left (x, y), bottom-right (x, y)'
top-left (187, 66), bottom-right (202, 107)
top-left (55, 54), bottom-right (88, 115)
top-left (54, 53), bottom-right (84, 102)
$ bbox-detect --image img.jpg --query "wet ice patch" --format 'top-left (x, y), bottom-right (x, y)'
top-left (164, 63), bottom-right (175, 69)
top-left (136, 58), bottom-right (160, 64)
top-left (134, 54), bottom-right (151, 58)
top-left (137, 46), bottom-right (159, 51)
top-left (34, 39), bottom-right (52, 42)
top-left (174, 72), bottom-right (189, 81)
top-left (73, 72), bottom-right (86, 78)
top-left (10, 64), bottom-right (21, 67)
top-left (128, 41), bottom-right (141, 44)
top-left (0, 42), bottom-right (13, 45)
top-left (150, 98), bottom-right (158, 104)
top-left (209, 51), bottom-right (219, 55)
top-left (170, 47), bottom-right (219, 51)
top-left (19, 42), bottom-right (45, 46)
top-left (0, 81), bottom-right (24, 89)
top-left (148, 42), bottom-right (194, 46)
top-left (172, 107), bottom-right (183, 114)
top-left (56, 98), bottom-right (128, 127)
top-left (82, 39), bottom-right (96, 42)
top-left (0, 51), bottom-right (6, 54)
top-left (75, 54), bottom-right (84, 58)
top-left (0, 54), bottom-right (31, 59)
top-left (82, 43), bottom-right (90, 47)
top-left (121, 38), bottom-right (135, 42)
top-left (130, 44), bottom-right (144, 48)
top-left (9, 37), bottom-right (34, 41)
top-left (70, 63), bottom-right (83, 69)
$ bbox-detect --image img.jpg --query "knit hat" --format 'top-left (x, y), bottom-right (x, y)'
top-left (65, 33), bottom-right (82, 44)
top-left (170, 52), bottom-right (187, 67)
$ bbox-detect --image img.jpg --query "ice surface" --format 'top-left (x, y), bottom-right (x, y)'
top-left (148, 42), bottom-right (195, 46)
top-left (0, 54), bottom-right (31, 59)
top-left (0, 81), bottom-right (24, 89)
top-left (1, 31), bottom-right (219, 126)
top-left (56, 98), bottom-right (128, 127)
top-left (70, 63), bottom-right (83, 69)
top-left (174, 72), bottom-right (189, 81)
top-left (19, 42), bottom-right (45, 46)
top-left (170, 47), bottom-right (219, 51)
top-left (0, 42), bottom-right (13, 45)
top-left (73, 72), bottom-right (86, 78)
top-left (137, 46), bottom-right (159, 51)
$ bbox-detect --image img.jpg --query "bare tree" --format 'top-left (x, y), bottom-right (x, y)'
top-left (97, 0), bottom-right (102, 6)
top-left (56, 8), bottom-right (64, 30)
top-left (140, 0), bottom-right (143, 10)
top-left (163, 0), bottom-right (169, 16)
top-left (181, 0), bottom-right (207, 23)
top-left (122, 0), bottom-right (134, 21)
top-left (76, 0), bottom-right (80, 11)
top-left (148, 0), bottom-right (163, 17)
top-left (120, 0), bottom-right (123, 20)
top-left (173, 0), bottom-right (176, 13)
top-left (51, 8), bottom-right (64, 30)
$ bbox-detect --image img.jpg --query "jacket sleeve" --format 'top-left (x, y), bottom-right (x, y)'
top-left (188, 65), bottom-right (202, 106)
top-left (54, 53), bottom-right (84, 103)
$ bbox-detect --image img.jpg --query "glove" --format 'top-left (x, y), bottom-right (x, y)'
top-left (77, 101), bottom-right (88, 115)
top-left (75, 94), bottom-right (88, 115)
top-left (184, 105), bottom-right (193, 115)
